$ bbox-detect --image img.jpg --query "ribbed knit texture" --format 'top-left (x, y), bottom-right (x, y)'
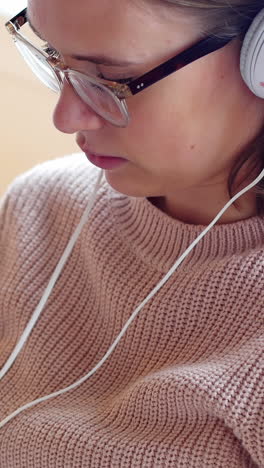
top-left (0, 153), bottom-right (263, 468)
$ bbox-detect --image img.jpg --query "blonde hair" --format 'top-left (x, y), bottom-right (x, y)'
top-left (163, 0), bottom-right (262, 37)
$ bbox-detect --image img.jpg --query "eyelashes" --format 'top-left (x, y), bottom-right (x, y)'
top-left (97, 73), bottom-right (134, 85)
top-left (41, 44), bottom-right (134, 85)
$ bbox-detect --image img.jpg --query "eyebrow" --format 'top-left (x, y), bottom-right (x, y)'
top-left (27, 13), bottom-right (137, 67)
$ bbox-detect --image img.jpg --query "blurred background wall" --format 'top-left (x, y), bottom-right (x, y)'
top-left (0, 1), bottom-right (79, 195)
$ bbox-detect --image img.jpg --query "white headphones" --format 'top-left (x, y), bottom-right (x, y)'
top-left (240, 8), bottom-right (264, 98)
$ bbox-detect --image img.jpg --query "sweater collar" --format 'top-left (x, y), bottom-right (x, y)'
top-left (108, 186), bottom-right (264, 272)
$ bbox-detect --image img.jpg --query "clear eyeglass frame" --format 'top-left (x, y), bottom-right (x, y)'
top-left (5, 8), bottom-right (233, 128)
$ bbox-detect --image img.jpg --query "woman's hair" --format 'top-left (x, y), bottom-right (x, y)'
top-left (161, 0), bottom-right (264, 214)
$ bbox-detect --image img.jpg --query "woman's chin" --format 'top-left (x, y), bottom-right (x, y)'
top-left (104, 169), bottom-right (152, 198)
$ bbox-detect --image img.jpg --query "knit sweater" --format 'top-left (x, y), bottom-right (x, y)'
top-left (0, 153), bottom-right (263, 468)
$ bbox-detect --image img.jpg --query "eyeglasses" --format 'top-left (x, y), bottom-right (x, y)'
top-left (6, 8), bottom-right (233, 128)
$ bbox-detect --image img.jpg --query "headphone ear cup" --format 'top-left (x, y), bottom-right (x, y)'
top-left (240, 8), bottom-right (264, 98)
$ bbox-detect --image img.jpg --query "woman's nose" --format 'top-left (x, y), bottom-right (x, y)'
top-left (53, 78), bottom-right (105, 134)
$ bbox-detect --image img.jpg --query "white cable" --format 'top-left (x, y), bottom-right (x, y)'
top-left (0, 167), bottom-right (263, 429)
top-left (0, 169), bottom-right (104, 382)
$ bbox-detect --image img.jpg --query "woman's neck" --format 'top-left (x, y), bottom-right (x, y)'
top-left (149, 183), bottom-right (257, 225)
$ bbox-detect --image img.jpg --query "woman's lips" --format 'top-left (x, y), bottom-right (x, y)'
top-left (85, 152), bottom-right (128, 170)
top-left (76, 135), bottom-right (128, 170)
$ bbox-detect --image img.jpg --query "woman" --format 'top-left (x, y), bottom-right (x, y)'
top-left (0, 0), bottom-right (263, 466)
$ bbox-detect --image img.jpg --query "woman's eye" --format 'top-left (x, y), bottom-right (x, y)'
top-left (98, 73), bottom-right (133, 84)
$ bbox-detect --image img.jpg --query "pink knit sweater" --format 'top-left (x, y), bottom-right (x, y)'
top-left (0, 153), bottom-right (263, 468)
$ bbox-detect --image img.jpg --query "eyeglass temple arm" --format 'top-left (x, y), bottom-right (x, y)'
top-left (129, 36), bottom-right (233, 96)
top-left (5, 9), bottom-right (233, 103)
top-left (5, 8), bottom-right (27, 34)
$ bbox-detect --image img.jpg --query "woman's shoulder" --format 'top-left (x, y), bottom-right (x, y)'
top-left (0, 153), bottom-right (106, 240)
top-left (4, 153), bottom-right (99, 199)
top-left (1, 153), bottom-right (100, 211)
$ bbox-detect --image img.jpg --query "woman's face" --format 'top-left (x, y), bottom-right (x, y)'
top-left (29, 0), bottom-right (264, 200)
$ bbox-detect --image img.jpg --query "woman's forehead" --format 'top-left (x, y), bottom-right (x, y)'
top-left (28, 0), bottom-right (163, 39)
top-left (27, 0), bottom-right (197, 62)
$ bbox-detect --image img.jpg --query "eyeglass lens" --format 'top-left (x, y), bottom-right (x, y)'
top-left (67, 71), bottom-right (127, 126)
top-left (15, 37), bottom-right (127, 126)
top-left (15, 39), bottom-right (60, 92)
